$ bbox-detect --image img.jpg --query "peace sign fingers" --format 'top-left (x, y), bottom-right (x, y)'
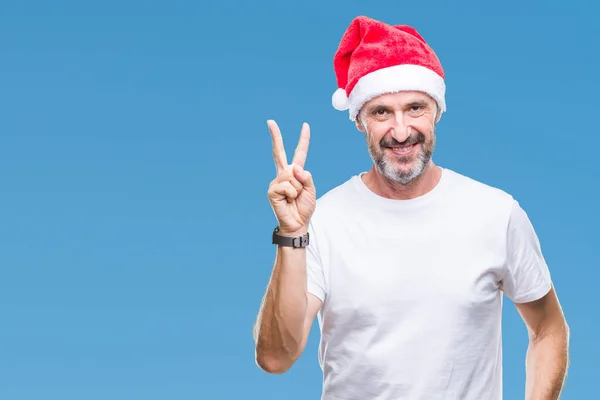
top-left (266, 119), bottom-right (317, 235)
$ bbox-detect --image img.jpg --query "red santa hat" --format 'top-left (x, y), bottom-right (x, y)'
top-left (332, 16), bottom-right (446, 122)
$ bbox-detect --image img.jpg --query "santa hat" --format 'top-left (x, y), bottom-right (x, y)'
top-left (331, 16), bottom-right (446, 122)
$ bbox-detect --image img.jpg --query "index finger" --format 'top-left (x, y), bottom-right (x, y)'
top-left (292, 122), bottom-right (310, 168)
top-left (267, 120), bottom-right (288, 173)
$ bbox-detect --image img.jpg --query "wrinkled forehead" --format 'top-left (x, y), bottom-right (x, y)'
top-left (364, 91), bottom-right (437, 109)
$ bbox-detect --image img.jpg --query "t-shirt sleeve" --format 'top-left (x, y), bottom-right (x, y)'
top-left (500, 200), bottom-right (553, 303)
top-left (306, 219), bottom-right (327, 302)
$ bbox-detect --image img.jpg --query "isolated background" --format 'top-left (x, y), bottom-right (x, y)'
top-left (1, 0), bottom-right (598, 398)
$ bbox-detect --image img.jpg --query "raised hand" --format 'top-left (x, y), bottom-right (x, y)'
top-left (267, 120), bottom-right (316, 236)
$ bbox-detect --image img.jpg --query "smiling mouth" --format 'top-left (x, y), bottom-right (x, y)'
top-left (388, 143), bottom-right (417, 156)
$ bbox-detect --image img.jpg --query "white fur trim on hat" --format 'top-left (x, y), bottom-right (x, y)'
top-left (347, 64), bottom-right (446, 121)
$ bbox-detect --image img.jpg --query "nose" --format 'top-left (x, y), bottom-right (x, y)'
top-left (390, 112), bottom-right (412, 142)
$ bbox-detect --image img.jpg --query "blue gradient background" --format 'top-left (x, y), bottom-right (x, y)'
top-left (1, 1), bottom-right (597, 399)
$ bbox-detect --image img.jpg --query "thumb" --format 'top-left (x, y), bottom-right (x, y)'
top-left (293, 165), bottom-right (314, 189)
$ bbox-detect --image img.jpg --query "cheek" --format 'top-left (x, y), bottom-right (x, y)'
top-left (413, 119), bottom-right (435, 138)
top-left (367, 121), bottom-right (393, 140)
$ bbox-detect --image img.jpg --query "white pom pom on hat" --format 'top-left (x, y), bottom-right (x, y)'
top-left (332, 88), bottom-right (350, 110)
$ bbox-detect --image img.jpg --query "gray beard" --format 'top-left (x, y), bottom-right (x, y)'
top-left (366, 131), bottom-right (436, 186)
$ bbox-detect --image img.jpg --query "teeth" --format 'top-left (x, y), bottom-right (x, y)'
top-left (391, 145), bottom-right (413, 153)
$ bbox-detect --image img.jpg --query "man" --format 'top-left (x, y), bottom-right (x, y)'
top-left (253, 15), bottom-right (570, 400)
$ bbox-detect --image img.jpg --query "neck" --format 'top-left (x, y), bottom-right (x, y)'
top-left (362, 161), bottom-right (442, 200)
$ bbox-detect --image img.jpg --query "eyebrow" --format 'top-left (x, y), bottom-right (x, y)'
top-left (405, 100), bottom-right (430, 107)
top-left (366, 99), bottom-right (431, 112)
top-left (365, 103), bottom-right (391, 112)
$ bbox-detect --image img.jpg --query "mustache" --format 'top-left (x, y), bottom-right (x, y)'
top-left (380, 132), bottom-right (425, 147)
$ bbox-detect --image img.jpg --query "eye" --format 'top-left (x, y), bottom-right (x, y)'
top-left (371, 107), bottom-right (389, 117)
top-left (408, 104), bottom-right (427, 116)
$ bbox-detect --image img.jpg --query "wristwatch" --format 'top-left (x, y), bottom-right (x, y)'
top-left (272, 226), bottom-right (310, 248)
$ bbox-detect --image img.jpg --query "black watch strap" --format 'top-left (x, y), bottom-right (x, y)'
top-left (272, 226), bottom-right (309, 248)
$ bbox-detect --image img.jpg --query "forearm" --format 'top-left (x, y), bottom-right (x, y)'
top-left (254, 245), bottom-right (308, 372)
top-left (525, 326), bottom-right (570, 400)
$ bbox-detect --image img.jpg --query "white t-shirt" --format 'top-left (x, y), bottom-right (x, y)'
top-left (305, 167), bottom-right (552, 400)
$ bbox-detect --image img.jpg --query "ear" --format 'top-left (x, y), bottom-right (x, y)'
top-left (355, 119), bottom-right (365, 133)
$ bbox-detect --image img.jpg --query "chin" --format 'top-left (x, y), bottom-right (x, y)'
top-left (379, 154), bottom-right (430, 184)
top-left (369, 144), bottom-right (432, 185)
top-left (378, 163), bottom-right (424, 185)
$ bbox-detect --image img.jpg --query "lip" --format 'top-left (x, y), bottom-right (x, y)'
top-left (387, 143), bottom-right (418, 156)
